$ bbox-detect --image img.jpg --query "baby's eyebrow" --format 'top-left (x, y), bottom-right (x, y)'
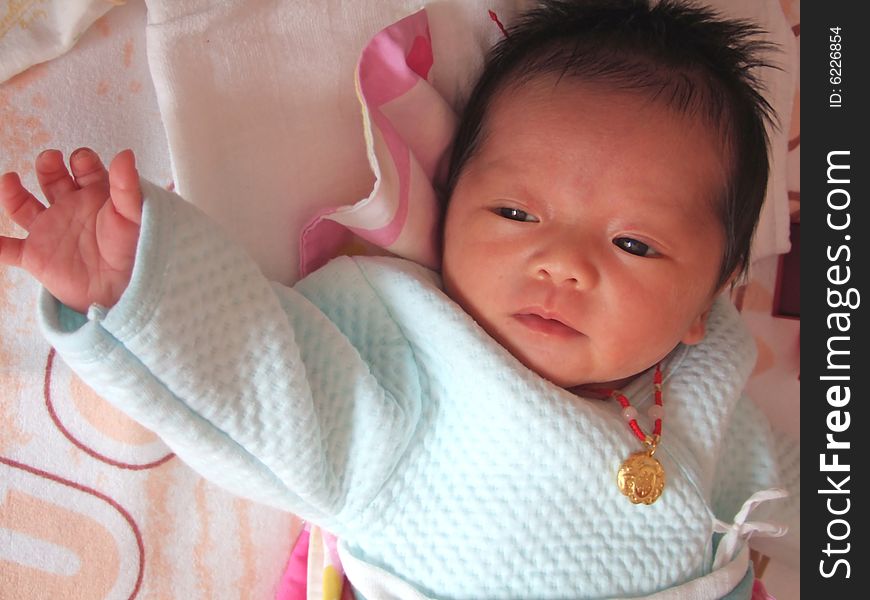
top-left (467, 155), bottom-right (530, 179)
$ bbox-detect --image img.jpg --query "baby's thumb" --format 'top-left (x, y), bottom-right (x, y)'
top-left (108, 149), bottom-right (142, 225)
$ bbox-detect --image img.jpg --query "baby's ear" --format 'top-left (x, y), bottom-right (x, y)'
top-left (682, 269), bottom-right (738, 345)
top-left (681, 305), bottom-right (713, 346)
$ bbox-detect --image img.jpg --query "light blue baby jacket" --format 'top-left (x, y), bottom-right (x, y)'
top-left (39, 183), bottom-right (779, 599)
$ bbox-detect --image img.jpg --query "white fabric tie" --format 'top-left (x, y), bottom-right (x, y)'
top-left (341, 541), bottom-right (756, 600)
top-left (712, 488), bottom-right (789, 570)
top-left (87, 303), bottom-right (108, 321)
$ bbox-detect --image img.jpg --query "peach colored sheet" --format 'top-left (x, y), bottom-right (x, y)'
top-left (1, 3), bottom-right (300, 598)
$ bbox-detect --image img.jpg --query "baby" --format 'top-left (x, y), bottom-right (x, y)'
top-left (1, 0), bottom-right (784, 598)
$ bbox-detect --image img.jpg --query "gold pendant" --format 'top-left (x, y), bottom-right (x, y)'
top-left (617, 450), bottom-right (665, 504)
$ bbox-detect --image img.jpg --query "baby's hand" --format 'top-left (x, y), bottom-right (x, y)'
top-left (0, 148), bottom-right (142, 313)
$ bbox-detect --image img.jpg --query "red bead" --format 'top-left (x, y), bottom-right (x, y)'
top-left (607, 363), bottom-right (664, 446)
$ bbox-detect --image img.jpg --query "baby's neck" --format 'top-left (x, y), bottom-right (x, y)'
top-left (569, 373), bottom-right (642, 398)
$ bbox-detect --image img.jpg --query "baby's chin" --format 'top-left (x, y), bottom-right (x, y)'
top-left (528, 357), bottom-right (645, 392)
top-left (475, 311), bottom-right (652, 391)
top-left (512, 339), bottom-right (674, 392)
top-left (497, 337), bottom-right (599, 390)
top-left (514, 354), bottom-right (604, 390)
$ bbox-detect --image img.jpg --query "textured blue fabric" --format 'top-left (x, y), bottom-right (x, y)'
top-left (720, 565), bottom-right (754, 600)
top-left (38, 182), bottom-right (779, 599)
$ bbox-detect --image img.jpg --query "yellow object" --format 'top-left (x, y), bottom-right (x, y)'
top-left (322, 565), bottom-right (343, 600)
top-left (617, 448), bottom-right (665, 505)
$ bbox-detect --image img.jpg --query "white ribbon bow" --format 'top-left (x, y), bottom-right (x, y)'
top-left (712, 488), bottom-right (789, 570)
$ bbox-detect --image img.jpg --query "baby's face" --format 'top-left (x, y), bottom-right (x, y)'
top-left (442, 79), bottom-right (728, 389)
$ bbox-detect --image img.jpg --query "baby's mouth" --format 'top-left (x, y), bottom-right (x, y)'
top-left (512, 311), bottom-right (583, 338)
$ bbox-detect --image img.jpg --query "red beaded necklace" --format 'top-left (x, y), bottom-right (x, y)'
top-left (592, 364), bottom-right (665, 505)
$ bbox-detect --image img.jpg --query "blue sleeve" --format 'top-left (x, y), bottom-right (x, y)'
top-left (710, 394), bottom-right (781, 521)
top-left (38, 181), bottom-right (421, 530)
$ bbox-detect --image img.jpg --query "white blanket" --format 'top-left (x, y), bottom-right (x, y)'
top-left (141, 0), bottom-right (795, 284)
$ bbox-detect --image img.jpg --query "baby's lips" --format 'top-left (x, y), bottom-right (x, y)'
top-left (513, 311), bottom-right (584, 338)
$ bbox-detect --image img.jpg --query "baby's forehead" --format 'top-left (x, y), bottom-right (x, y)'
top-left (482, 76), bottom-right (730, 185)
top-left (485, 77), bottom-right (727, 158)
top-left (491, 74), bottom-right (725, 134)
top-left (466, 79), bottom-right (729, 222)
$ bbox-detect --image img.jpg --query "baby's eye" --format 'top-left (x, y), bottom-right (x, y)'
top-left (612, 237), bottom-right (659, 257)
top-left (496, 208), bottom-right (539, 222)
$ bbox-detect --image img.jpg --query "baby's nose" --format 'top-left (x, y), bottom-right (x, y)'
top-left (533, 239), bottom-right (598, 289)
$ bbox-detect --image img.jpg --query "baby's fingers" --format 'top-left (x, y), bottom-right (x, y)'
top-left (0, 235), bottom-right (24, 268)
top-left (108, 150), bottom-right (142, 225)
top-left (36, 149), bottom-right (76, 204)
top-left (0, 172), bottom-right (45, 231)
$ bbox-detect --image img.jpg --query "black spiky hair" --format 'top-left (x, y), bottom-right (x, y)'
top-left (445, 0), bottom-right (779, 289)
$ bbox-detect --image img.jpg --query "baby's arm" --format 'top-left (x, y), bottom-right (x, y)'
top-left (711, 395), bottom-right (782, 521)
top-left (4, 149), bottom-right (420, 527)
top-left (0, 148), bottom-right (142, 313)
